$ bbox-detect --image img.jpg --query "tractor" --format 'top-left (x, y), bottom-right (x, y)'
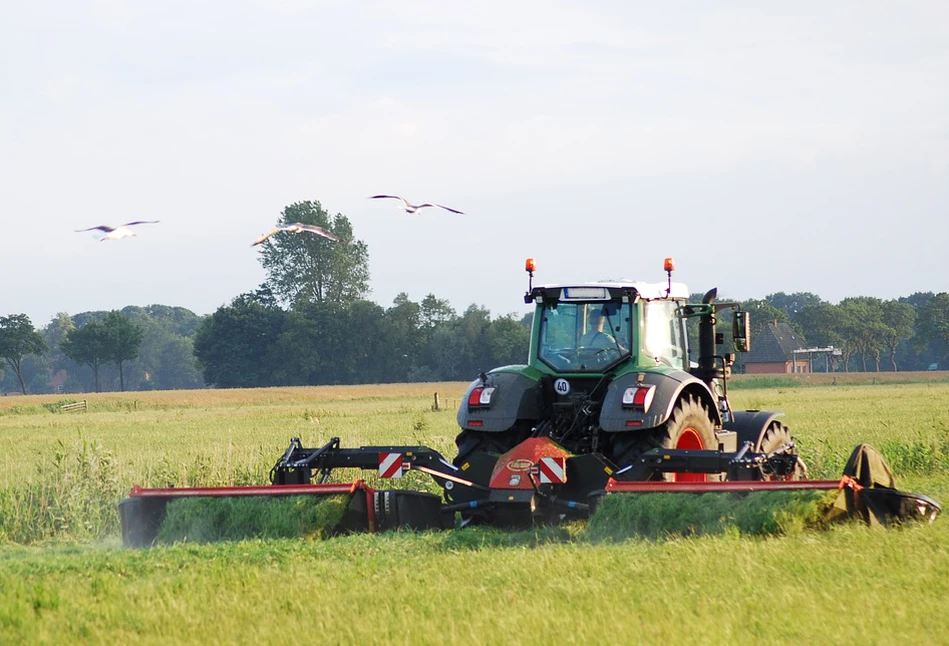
top-left (456, 258), bottom-right (798, 471)
top-left (118, 258), bottom-right (940, 545)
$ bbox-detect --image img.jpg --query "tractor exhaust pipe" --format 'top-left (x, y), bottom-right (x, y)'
top-left (698, 288), bottom-right (718, 378)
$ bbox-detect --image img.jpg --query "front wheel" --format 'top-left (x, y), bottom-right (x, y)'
top-left (756, 421), bottom-right (808, 481)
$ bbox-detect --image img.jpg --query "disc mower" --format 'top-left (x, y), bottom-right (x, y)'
top-left (119, 259), bottom-right (941, 546)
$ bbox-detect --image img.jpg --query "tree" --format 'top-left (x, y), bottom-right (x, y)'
top-left (420, 294), bottom-right (456, 330)
top-left (765, 292), bottom-right (824, 321)
top-left (61, 321), bottom-right (110, 392)
top-left (103, 311), bottom-right (144, 391)
top-left (118, 306), bottom-right (204, 390)
top-left (257, 200), bottom-right (370, 309)
top-left (0, 314), bottom-right (48, 394)
top-left (485, 314), bottom-right (531, 368)
top-left (915, 293), bottom-right (949, 366)
top-left (382, 294), bottom-right (423, 381)
top-left (839, 297), bottom-right (887, 372)
top-left (880, 300), bottom-right (915, 372)
top-left (193, 293), bottom-right (287, 387)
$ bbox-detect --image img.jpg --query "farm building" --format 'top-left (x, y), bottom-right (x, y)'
top-left (742, 320), bottom-right (809, 374)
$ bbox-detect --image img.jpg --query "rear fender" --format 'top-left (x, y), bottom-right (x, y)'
top-left (725, 410), bottom-right (785, 450)
top-left (457, 369), bottom-right (541, 433)
top-left (600, 371), bottom-right (721, 432)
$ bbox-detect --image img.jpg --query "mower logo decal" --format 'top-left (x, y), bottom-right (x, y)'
top-left (378, 452), bottom-right (404, 478)
top-left (537, 457), bottom-right (567, 484)
top-left (507, 459), bottom-right (533, 472)
top-left (554, 378), bottom-right (570, 395)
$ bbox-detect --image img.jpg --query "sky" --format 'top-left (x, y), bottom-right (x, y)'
top-left (3, 1), bottom-right (948, 328)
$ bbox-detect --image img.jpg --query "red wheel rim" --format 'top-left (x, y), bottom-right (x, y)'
top-left (673, 427), bottom-right (706, 482)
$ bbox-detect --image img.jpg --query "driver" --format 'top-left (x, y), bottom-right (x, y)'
top-left (580, 308), bottom-right (618, 349)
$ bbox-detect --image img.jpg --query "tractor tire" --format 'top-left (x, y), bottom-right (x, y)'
top-left (756, 421), bottom-right (808, 481)
top-left (658, 395), bottom-right (722, 482)
top-left (608, 396), bottom-right (721, 482)
top-left (453, 425), bottom-right (529, 466)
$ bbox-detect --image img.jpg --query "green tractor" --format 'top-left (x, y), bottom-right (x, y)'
top-left (455, 257), bottom-right (801, 485)
top-left (118, 257), bottom-right (941, 544)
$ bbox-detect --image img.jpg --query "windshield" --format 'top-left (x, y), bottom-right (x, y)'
top-left (538, 301), bottom-right (631, 372)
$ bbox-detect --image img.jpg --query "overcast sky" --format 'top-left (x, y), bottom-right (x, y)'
top-left (3, 1), bottom-right (947, 327)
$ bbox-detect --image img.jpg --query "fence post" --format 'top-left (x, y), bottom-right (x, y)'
top-left (433, 392), bottom-right (440, 411)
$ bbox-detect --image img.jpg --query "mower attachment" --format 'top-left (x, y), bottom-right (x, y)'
top-left (118, 439), bottom-right (940, 547)
top-left (119, 480), bottom-right (451, 547)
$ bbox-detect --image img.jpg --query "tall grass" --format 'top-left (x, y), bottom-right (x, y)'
top-left (0, 439), bottom-right (123, 544)
top-left (0, 382), bottom-right (947, 544)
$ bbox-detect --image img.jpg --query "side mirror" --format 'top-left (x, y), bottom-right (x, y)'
top-left (733, 311), bottom-right (751, 352)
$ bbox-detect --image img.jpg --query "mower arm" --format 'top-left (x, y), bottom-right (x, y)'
top-left (271, 437), bottom-right (487, 491)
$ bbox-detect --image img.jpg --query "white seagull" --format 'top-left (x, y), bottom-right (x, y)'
top-left (370, 195), bottom-right (464, 215)
top-left (252, 222), bottom-right (341, 246)
top-left (75, 220), bottom-right (160, 241)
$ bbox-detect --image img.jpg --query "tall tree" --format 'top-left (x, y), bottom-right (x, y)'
top-left (765, 292), bottom-right (824, 321)
top-left (420, 294), bottom-right (456, 330)
top-left (257, 200), bottom-right (370, 308)
top-left (486, 314), bottom-right (531, 368)
top-left (103, 310), bottom-right (144, 391)
top-left (915, 293), bottom-right (949, 366)
top-left (193, 293), bottom-right (287, 388)
top-left (61, 321), bottom-right (110, 392)
top-left (0, 314), bottom-right (48, 394)
top-left (382, 294), bottom-right (422, 381)
top-left (880, 300), bottom-right (915, 372)
top-left (839, 297), bottom-right (887, 372)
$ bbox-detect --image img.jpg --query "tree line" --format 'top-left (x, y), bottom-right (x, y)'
top-left (734, 291), bottom-right (948, 372)
top-left (2, 199), bottom-right (947, 393)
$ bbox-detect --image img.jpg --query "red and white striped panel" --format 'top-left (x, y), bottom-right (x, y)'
top-left (537, 456), bottom-right (566, 484)
top-left (378, 452), bottom-right (404, 478)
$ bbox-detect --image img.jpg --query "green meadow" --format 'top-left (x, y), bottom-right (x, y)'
top-left (1, 377), bottom-right (948, 644)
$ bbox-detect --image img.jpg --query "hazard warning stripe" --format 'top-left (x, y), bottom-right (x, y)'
top-left (538, 456), bottom-right (566, 484)
top-left (378, 452), bottom-right (404, 478)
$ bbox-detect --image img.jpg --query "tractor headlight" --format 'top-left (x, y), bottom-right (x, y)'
top-left (468, 386), bottom-right (496, 408)
top-left (622, 385), bottom-right (655, 412)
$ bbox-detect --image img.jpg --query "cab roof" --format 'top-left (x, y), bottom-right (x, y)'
top-left (528, 280), bottom-right (690, 302)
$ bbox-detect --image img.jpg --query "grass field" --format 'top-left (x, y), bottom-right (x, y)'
top-left (1, 376), bottom-right (948, 644)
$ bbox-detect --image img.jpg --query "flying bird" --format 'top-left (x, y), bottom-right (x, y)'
top-left (74, 220), bottom-right (160, 241)
top-left (369, 195), bottom-right (464, 215)
top-left (251, 222), bottom-right (341, 247)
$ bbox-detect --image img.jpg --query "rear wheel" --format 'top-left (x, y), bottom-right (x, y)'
top-left (453, 425), bottom-right (530, 466)
top-left (451, 425), bottom-right (531, 527)
top-left (609, 396), bottom-right (721, 481)
top-left (756, 421), bottom-right (807, 481)
top-left (658, 395), bottom-right (721, 482)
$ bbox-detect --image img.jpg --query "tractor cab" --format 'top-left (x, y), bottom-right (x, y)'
top-left (524, 260), bottom-right (692, 375)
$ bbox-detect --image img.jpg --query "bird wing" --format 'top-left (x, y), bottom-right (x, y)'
top-left (251, 227), bottom-right (281, 246)
top-left (75, 225), bottom-right (115, 233)
top-left (434, 204), bottom-right (464, 214)
top-left (293, 223), bottom-right (341, 242)
top-left (119, 220), bottom-right (160, 227)
top-left (370, 195), bottom-right (417, 208)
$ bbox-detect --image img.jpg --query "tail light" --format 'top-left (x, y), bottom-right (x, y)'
top-left (622, 385), bottom-right (655, 411)
top-left (468, 386), bottom-right (496, 408)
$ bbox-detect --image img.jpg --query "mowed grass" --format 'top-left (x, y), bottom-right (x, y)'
top-left (1, 380), bottom-right (948, 644)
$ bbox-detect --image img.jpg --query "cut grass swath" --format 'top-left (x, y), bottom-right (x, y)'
top-left (155, 494), bottom-right (352, 544)
top-left (587, 489), bottom-right (842, 540)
